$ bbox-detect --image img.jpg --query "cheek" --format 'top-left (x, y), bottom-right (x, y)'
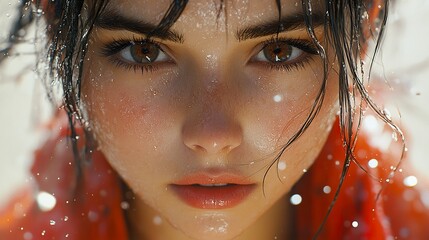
top-left (80, 60), bottom-right (178, 166)
top-left (241, 66), bottom-right (328, 152)
top-left (243, 68), bottom-right (339, 196)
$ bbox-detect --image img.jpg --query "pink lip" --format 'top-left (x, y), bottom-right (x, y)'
top-left (170, 172), bottom-right (256, 209)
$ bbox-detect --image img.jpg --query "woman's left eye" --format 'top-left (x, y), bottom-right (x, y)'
top-left (119, 41), bottom-right (170, 64)
top-left (252, 39), bottom-right (318, 68)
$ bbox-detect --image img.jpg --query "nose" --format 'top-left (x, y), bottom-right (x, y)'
top-left (182, 107), bottom-right (242, 155)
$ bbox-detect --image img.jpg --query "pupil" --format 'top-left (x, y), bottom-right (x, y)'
top-left (263, 42), bottom-right (292, 63)
top-left (131, 43), bottom-right (159, 63)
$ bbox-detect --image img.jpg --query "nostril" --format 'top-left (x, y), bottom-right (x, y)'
top-left (192, 145), bottom-right (207, 153)
top-left (189, 144), bottom-right (234, 154)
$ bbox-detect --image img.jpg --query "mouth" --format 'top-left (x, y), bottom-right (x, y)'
top-left (170, 172), bottom-right (256, 209)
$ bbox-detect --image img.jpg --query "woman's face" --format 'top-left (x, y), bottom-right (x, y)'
top-left (82, 0), bottom-right (338, 239)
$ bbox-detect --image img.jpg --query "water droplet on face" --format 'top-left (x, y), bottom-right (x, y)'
top-left (302, 169), bottom-right (307, 173)
top-left (49, 220), bottom-right (56, 226)
top-left (273, 94), bottom-right (283, 102)
top-left (368, 159), bottom-right (379, 168)
top-left (153, 215), bottom-right (162, 225)
top-left (327, 154), bottom-right (333, 160)
top-left (277, 161), bottom-right (286, 171)
top-left (403, 176), bottom-right (418, 187)
top-left (351, 221), bottom-right (359, 228)
top-left (41, 230), bottom-right (46, 236)
top-left (290, 194), bottom-right (302, 205)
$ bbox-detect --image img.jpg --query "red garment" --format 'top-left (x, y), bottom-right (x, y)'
top-left (1, 114), bottom-right (428, 239)
top-left (0, 115), bottom-right (128, 239)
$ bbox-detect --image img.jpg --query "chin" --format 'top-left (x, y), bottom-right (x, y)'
top-left (170, 210), bottom-right (252, 240)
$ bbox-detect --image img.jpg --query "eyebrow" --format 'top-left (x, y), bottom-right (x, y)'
top-left (95, 10), bottom-right (324, 43)
top-left (235, 13), bottom-right (325, 41)
top-left (95, 10), bottom-right (184, 43)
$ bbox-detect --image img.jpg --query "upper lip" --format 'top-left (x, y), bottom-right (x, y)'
top-left (172, 170), bottom-right (255, 186)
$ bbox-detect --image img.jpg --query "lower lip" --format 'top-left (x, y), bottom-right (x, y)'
top-left (171, 184), bottom-right (256, 209)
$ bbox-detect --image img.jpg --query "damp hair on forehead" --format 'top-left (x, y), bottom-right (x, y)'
top-left (1, 0), bottom-right (404, 238)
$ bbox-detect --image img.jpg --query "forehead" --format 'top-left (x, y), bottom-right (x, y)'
top-left (102, 0), bottom-right (324, 29)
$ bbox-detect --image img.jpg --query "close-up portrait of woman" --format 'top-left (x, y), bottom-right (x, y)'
top-left (0, 0), bottom-right (428, 239)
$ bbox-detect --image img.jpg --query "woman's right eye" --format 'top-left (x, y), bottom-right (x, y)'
top-left (118, 41), bottom-right (170, 64)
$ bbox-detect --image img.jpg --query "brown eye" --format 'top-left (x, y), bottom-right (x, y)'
top-left (254, 41), bottom-right (304, 64)
top-left (119, 41), bottom-right (169, 64)
top-left (263, 42), bottom-right (300, 63)
top-left (130, 42), bottom-right (159, 63)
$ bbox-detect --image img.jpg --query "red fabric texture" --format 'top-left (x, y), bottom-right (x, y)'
top-left (0, 114), bottom-right (128, 240)
top-left (1, 114), bottom-right (428, 239)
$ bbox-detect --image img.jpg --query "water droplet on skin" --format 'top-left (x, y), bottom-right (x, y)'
top-left (352, 221), bottom-right (359, 228)
top-left (302, 169), bottom-right (307, 173)
top-left (273, 94), bottom-right (283, 102)
top-left (290, 194), bottom-right (302, 205)
top-left (153, 216), bottom-right (162, 225)
top-left (327, 154), bottom-right (333, 160)
top-left (368, 159), bottom-right (379, 168)
top-left (41, 230), bottom-right (46, 236)
top-left (277, 161), bottom-right (286, 171)
top-left (64, 216), bottom-right (69, 222)
top-left (403, 176), bottom-right (418, 187)
top-left (335, 161), bottom-right (340, 166)
top-left (49, 220), bottom-right (55, 226)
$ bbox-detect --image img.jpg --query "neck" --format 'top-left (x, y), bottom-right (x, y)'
top-left (126, 194), bottom-right (290, 240)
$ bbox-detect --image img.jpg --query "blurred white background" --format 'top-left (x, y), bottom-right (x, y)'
top-left (0, 0), bottom-right (428, 206)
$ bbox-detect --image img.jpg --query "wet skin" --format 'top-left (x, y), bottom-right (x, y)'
top-left (82, 0), bottom-right (339, 239)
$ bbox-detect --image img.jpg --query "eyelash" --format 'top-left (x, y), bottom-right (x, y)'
top-left (100, 37), bottom-right (164, 73)
top-left (100, 36), bottom-right (319, 73)
top-left (256, 37), bottom-right (319, 72)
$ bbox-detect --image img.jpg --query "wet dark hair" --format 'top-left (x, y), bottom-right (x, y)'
top-left (2, 0), bottom-right (403, 238)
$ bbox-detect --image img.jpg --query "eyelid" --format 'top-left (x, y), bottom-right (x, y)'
top-left (99, 37), bottom-right (175, 72)
top-left (100, 37), bottom-right (168, 57)
top-left (259, 37), bottom-right (319, 55)
top-left (247, 37), bottom-right (319, 71)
